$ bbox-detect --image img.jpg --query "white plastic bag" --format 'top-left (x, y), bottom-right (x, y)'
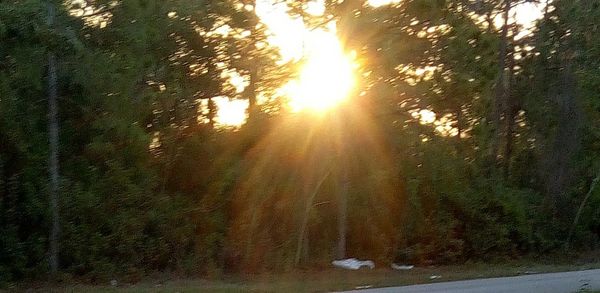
top-left (391, 263), bottom-right (414, 270)
top-left (332, 258), bottom-right (375, 270)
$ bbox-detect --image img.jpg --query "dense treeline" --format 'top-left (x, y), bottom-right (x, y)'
top-left (1, 0), bottom-right (600, 282)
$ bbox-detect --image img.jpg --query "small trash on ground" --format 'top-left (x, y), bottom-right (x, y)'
top-left (332, 258), bottom-right (375, 270)
top-left (355, 285), bottom-right (373, 289)
top-left (110, 279), bottom-right (118, 286)
top-left (391, 263), bottom-right (414, 270)
top-left (429, 275), bottom-right (442, 280)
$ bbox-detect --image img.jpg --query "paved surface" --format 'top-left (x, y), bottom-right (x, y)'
top-left (345, 269), bottom-right (600, 293)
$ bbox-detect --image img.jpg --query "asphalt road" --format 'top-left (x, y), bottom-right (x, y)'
top-left (345, 269), bottom-right (600, 293)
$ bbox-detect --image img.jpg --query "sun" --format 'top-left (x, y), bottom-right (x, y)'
top-left (211, 1), bottom-right (357, 127)
top-left (286, 30), bottom-right (357, 113)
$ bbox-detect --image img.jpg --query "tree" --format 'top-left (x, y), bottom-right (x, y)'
top-left (46, 0), bottom-right (60, 273)
top-left (4, 0), bottom-right (600, 281)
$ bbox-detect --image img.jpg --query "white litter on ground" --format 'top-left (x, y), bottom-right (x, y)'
top-left (429, 275), bottom-right (442, 280)
top-left (391, 264), bottom-right (414, 270)
top-left (332, 258), bottom-right (375, 270)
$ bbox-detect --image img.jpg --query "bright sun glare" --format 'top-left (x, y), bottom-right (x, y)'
top-left (256, 0), bottom-right (356, 113)
top-left (213, 0), bottom-right (356, 126)
top-left (212, 0), bottom-right (545, 126)
top-left (214, 97), bottom-right (248, 127)
top-left (367, 0), bottom-right (401, 8)
top-left (286, 31), bottom-right (356, 112)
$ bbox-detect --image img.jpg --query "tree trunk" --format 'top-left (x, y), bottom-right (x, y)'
top-left (336, 113), bottom-right (350, 260)
top-left (46, 1), bottom-right (60, 274)
top-left (245, 69), bottom-right (258, 121)
top-left (456, 107), bottom-right (462, 149)
top-left (545, 53), bottom-right (580, 216)
top-left (295, 167), bottom-right (332, 265)
top-left (503, 40), bottom-right (517, 179)
top-left (566, 168), bottom-right (600, 249)
top-left (337, 166), bottom-right (348, 259)
top-left (503, 104), bottom-right (515, 178)
top-left (486, 9), bottom-right (494, 35)
top-left (491, 0), bottom-right (511, 163)
top-left (207, 97), bottom-right (216, 129)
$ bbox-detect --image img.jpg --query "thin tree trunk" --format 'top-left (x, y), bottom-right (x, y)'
top-left (503, 105), bottom-right (515, 178)
top-left (503, 40), bottom-right (516, 178)
top-left (566, 168), bottom-right (600, 249)
top-left (46, 1), bottom-right (60, 273)
top-left (486, 10), bottom-right (494, 35)
top-left (456, 107), bottom-right (462, 148)
top-left (491, 0), bottom-right (511, 162)
top-left (337, 166), bottom-right (348, 260)
top-left (245, 69), bottom-right (258, 121)
top-left (546, 53), bottom-right (580, 216)
top-left (207, 97), bottom-right (216, 129)
top-left (295, 167), bottom-right (332, 265)
top-left (336, 114), bottom-right (350, 260)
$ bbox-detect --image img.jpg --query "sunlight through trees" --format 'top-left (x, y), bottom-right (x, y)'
top-left (2, 0), bottom-right (600, 283)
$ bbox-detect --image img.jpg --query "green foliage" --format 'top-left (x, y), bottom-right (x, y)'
top-left (2, 0), bottom-right (600, 283)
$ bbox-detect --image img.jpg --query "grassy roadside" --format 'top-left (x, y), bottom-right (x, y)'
top-left (12, 256), bottom-right (600, 292)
